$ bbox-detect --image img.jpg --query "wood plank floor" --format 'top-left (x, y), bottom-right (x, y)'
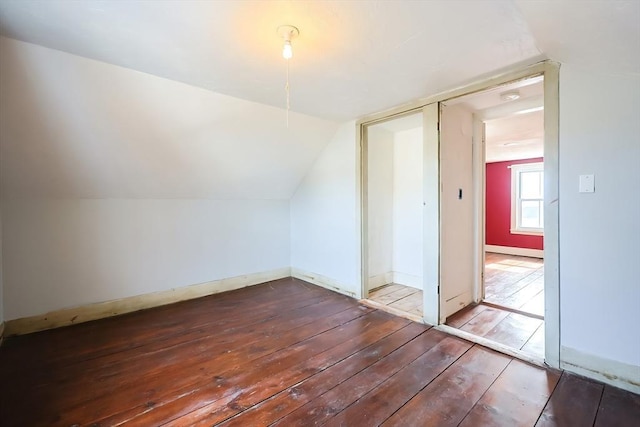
top-left (368, 283), bottom-right (423, 317)
top-left (484, 252), bottom-right (544, 317)
top-left (1, 277), bottom-right (638, 426)
top-left (368, 253), bottom-right (543, 320)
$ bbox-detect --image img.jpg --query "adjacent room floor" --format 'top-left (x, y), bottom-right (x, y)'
top-left (368, 253), bottom-right (543, 320)
top-left (484, 252), bottom-right (544, 317)
top-left (2, 278), bottom-right (638, 426)
top-left (446, 252), bottom-right (545, 359)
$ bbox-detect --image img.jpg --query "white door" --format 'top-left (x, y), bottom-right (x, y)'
top-left (439, 103), bottom-right (475, 322)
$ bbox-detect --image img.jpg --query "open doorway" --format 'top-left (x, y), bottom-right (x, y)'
top-left (358, 62), bottom-right (559, 367)
top-left (442, 76), bottom-right (546, 359)
top-left (363, 112), bottom-right (425, 320)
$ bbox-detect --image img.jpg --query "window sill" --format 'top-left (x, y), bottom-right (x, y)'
top-left (510, 229), bottom-right (543, 237)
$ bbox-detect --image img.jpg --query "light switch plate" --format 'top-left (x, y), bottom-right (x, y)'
top-left (579, 174), bottom-right (595, 193)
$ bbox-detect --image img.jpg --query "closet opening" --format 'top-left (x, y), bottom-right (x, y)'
top-left (362, 111), bottom-right (427, 321)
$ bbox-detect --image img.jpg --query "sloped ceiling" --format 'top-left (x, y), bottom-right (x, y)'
top-left (516, 0), bottom-right (640, 74)
top-left (0, 1), bottom-right (638, 200)
top-left (1, 1), bottom-right (637, 120)
top-left (0, 38), bottom-right (338, 199)
top-left (0, 0), bottom-right (545, 121)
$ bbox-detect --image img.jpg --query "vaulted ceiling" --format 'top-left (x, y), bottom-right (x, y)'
top-left (2, 1), bottom-right (637, 121)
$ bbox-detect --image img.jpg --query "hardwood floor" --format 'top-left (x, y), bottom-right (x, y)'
top-left (368, 283), bottom-right (423, 317)
top-left (368, 253), bottom-right (542, 321)
top-left (1, 277), bottom-right (638, 426)
top-left (484, 252), bottom-right (544, 317)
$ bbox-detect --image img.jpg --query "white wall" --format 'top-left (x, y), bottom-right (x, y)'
top-left (367, 127), bottom-right (394, 285)
top-left (0, 37), bottom-right (338, 200)
top-left (290, 122), bottom-right (361, 296)
top-left (559, 65), bottom-right (640, 369)
top-left (2, 199), bottom-right (289, 320)
top-left (0, 37), bottom-right (338, 320)
top-left (392, 127), bottom-right (423, 286)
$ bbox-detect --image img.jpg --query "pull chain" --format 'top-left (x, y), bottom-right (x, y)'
top-left (285, 59), bottom-right (290, 128)
top-left (277, 25), bottom-right (298, 128)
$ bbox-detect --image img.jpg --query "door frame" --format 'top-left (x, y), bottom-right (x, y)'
top-left (357, 106), bottom-right (431, 298)
top-left (357, 61), bottom-right (560, 368)
top-left (472, 116), bottom-right (487, 304)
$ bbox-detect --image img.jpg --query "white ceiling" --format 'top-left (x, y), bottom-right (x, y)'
top-left (0, 0), bottom-right (545, 121)
top-left (515, 0), bottom-right (640, 74)
top-left (446, 77), bottom-right (544, 162)
top-left (0, 1), bottom-right (636, 121)
top-left (0, 1), bottom-right (637, 199)
top-left (485, 110), bottom-right (544, 162)
top-left (447, 75), bottom-right (543, 112)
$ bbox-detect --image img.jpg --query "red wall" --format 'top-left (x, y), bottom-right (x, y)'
top-left (485, 158), bottom-right (544, 250)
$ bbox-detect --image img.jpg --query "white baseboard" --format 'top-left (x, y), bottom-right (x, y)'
top-left (392, 272), bottom-right (422, 290)
top-left (368, 272), bottom-right (393, 291)
top-left (5, 267), bottom-right (291, 336)
top-left (485, 244), bottom-right (543, 258)
top-left (291, 268), bottom-right (358, 299)
top-left (560, 346), bottom-right (640, 395)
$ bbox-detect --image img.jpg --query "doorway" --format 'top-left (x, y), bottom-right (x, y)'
top-left (441, 75), bottom-right (547, 359)
top-left (358, 61), bottom-right (559, 368)
top-left (363, 112), bottom-right (425, 319)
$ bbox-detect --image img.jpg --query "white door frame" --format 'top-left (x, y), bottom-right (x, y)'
top-left (357, 61), bottom-right (560, 368)
top-left (472, 116), bottom-right (486, 304)
top-left (358, 106), bottom-right (427, 299)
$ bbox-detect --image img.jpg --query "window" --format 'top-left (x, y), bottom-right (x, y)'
top-left (511, 162), bottom-right (543, 235)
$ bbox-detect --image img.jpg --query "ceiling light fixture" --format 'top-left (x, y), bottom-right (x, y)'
top-left (277, 25), bottom-right (299, 127)
top-left (500, 90), bottom-right (521, 102)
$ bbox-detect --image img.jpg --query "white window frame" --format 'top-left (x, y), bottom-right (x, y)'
top-left (510, 162), bottom-right (544, 236)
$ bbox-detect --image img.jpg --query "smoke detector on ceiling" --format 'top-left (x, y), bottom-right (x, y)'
top-left (500, 90), bottom-right (521, 101)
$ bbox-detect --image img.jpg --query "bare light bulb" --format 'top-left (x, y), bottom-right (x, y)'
top-left (283, 40), bottom-right (293, 59)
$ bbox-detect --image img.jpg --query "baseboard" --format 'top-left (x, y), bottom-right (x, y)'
top-left (392, 272), bottom-right (422, 290)
top-left (368, 272), bottom-right (393, 291)
top-left (291, 268), bottom-right (358, 299)
top-left (485, 244), bottom-right (543, 258)
top-left (4, 267), bottom-right (291, 336)
top-left (560, 346), bottom-right (640, 395)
